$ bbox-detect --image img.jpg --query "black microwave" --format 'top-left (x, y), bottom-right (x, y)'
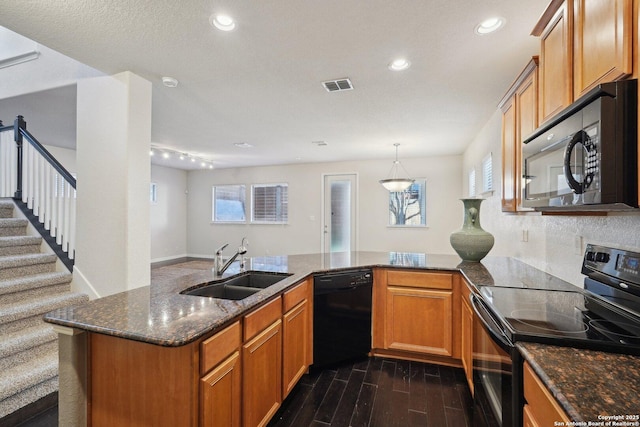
top-left (522, 79), bottom-right (638, 210)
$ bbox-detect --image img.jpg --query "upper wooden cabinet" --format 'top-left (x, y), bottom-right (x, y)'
top-left (573, 0), bottom-right (633, 97)
top-left (499, 58), bottom-right (538, 212)
top-left (535, 0), bottom-right (573, 124)
top-left (532, 0), bottom-right (633, 124)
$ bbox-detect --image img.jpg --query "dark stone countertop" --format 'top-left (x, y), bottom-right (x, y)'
top-left (518, 342), bottom-right (640, 423)
top-left (43, 252), bottom-right (577, 346)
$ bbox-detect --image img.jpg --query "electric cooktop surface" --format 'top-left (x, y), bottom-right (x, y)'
top-left (480, 286), bottom-right (640, 353)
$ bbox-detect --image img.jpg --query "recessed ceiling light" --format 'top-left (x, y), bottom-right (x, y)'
top-left (234, 142), bottom-right (253, 148)
top-left (162, 152), bottom-right (170, 159)
top-left (388, 58), bottom-right (411, 71)
top-left (210, 14), bottom-right (236, 31)
top-left (162, 76), bottom-right (179, 88)
top-left (475, 17), bottom-right (505, 35)
top-left (149, 149), bottom-right (155, 156)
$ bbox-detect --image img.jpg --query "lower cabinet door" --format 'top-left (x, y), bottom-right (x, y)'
top-left (242, 319), bottom-right (282, 427)
top-left (282, 300), bottom-right (309, 398)
top-left (200, 351), bottom-right (241, 427)
top-left (385, 286), bottom-right (453, 356)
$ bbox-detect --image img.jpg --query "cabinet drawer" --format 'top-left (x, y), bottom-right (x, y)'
top-left (386, 270), bottom-right (453, 290)
top-left (523, 361), bottom-right (570, 425)
top-left (283, 280), bottom-right (309, 312)
top-left (244, 297), bottom-right (283, 341)
top-left (200, 321), bottom-right (241, 376)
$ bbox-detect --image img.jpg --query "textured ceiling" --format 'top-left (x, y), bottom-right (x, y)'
top-left (0, 0), bottom-right (548, 169)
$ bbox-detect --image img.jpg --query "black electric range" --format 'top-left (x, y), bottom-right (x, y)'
top-left (472, 244), bottom-right (640, 427)
top-left (477, 244), bottom-right (640, 355)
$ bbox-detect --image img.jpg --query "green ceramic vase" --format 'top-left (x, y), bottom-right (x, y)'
top-left (449, 198), bottom-right (494, 262)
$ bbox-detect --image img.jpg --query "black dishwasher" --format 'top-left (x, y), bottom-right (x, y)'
top-left (313, 268), bottom-right (373, 368)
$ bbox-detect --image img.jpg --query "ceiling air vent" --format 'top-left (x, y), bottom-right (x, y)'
top-left (322, 78), bottom-right (353, 92)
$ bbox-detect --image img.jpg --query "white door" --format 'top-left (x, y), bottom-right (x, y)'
top-left (323, 174), bottom-right (357, 253)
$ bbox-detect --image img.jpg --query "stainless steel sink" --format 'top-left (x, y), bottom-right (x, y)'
top-left (181, 271), bottom-right (292, 300)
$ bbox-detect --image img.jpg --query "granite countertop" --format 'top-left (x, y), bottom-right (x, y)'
top-left (518, 342), bottom-right (640, 423)
top-left (43, 251), bottom-right (577, 346)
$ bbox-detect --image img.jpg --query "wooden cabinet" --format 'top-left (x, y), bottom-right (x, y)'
top-left (200, 321), bottom-right (242, 427)
top-left (243, 320), bottom-right (282, 427)
top-left (535, 0), bottom-right (573, 124)
top-left (501, 96), bottom-right (517, 212)
top-left (573, 0), bottom-right (632, 97)
top-left (385, 286), bottom-right (453, 356)
top-left (282, 279), bottom-right (312, 398)
top-left (201, 352), bottom-right (241, 427)
top-left (88, 333), bottom-right (199, 427)
top-left (499, 57), bottom-right (538, 212)
top-left (461, 282), bottom-right (473, 395)
top-left (373, 269), bottom-right (459, 361)
top-left (242, 297), bottom-right (283, 427)
top-left (523, 361), bottom-right (571, 426)
top-left (533, 0), bottom-right (633, 119)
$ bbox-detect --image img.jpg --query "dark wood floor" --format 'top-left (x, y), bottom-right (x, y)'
top-left (15, 357), bottom-right (472, 427)
top-left (268, 357), bottom-right (473, 427)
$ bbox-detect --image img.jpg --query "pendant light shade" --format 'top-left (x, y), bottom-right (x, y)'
top-left (379, 143), bottom-right (414, 191)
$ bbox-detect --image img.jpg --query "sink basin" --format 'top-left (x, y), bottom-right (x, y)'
top-left (181, 271), bottom-right (292, 300)
top-left (222, 271), bottom-right (292, 289)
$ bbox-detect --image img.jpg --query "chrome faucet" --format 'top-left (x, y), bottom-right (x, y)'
top-left (215, 238), bottom-right (248, 276)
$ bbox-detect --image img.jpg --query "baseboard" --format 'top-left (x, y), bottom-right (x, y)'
top-left (150, 253), bottom-right (189, 267)
top-left (70, 266), bottom-right (100, 300)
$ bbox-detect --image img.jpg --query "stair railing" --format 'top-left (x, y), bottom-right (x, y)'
top-left (0, 116), bottom-right (77, 264)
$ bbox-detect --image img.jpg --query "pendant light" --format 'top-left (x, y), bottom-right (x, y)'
top-left (379, 143), bottom-right (414, 191)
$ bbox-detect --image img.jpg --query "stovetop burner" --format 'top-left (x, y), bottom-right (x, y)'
top-left (507, 309), bottom-right (590, 335)
top-left (479, 285), bottom-right (640, 354)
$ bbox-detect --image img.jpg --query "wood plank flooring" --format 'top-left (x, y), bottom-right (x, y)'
top-left (268, 357), bottom-right (473, 427)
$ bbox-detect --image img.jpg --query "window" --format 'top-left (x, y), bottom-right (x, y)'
top-left (150, 183), bottom-right (158, 204)
top-left (388, 179), bottom-right (426, 227)
top-left (251, 183), bottom-right (288, 223)
top-left (482, 153), bottom-right (493, 193)
top-left (468, 168), bottom-right (476, 197)
top-left (212, 185), bottom-right (246, 222)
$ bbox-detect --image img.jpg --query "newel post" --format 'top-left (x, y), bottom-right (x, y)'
top-left (13, 115), bottom-right (26, 200)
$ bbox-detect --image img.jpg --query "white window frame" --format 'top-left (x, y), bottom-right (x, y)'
top-left (251, 183), bottom-right (289, 224)
top-left (388, 178), bottom-right (427, 227)
top-left (482, 153), bottom-right (493, 194)
top-left (212, 184), bottom-right (246, 223)
top-left (468, 168), bottom-right (476, 197)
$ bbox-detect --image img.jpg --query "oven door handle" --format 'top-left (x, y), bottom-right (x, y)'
top-left (471, 294), bottom-right (514, 350)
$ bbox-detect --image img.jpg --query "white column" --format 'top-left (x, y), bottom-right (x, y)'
top-left (73, 71), bottom-right (151, 297)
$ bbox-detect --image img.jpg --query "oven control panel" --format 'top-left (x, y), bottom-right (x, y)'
top-left (583, 244), bottom-right (640, 287)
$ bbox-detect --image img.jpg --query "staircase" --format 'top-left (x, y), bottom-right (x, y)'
top-left (0, 199), bottom-right (88, 423)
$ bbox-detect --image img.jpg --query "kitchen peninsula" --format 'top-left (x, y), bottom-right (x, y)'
top-left (44, 252), bottom-right (640, 426)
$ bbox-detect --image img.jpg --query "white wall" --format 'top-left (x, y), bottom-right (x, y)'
top-left (44, 144), bottom-right (76, 173)
top-left (187, 155), bottom-right (462, 258)
top-left (151, 165), bottom-right (188, 262)
top-left (462, 110), bottom-right (640, 287)
top-left (74, 72), bottom-right (151, 298)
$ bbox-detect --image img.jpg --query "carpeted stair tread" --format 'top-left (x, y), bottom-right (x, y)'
top-left (0, 350), bottom-right (58, 401)
top-left (0, 271), bottom-right (72, 297)
top-left (0, 218), bottom-right (28, 237)
top-left (0, 340), bottom-right (59, 374)
top-left (0, 236), bottom-right (42, 257)
top-left (0, 200), bottom-right (14, 218)
top-left (0, 292), bottom-right (88, 325)
top-left (0, 324), bottom-right (57, 359)
top-left (0, 253), bottom-right (57, 269)
top-left (0, 376), bottom-right (58, 419)
top-left (0, 235), bottom-right (42, 248)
